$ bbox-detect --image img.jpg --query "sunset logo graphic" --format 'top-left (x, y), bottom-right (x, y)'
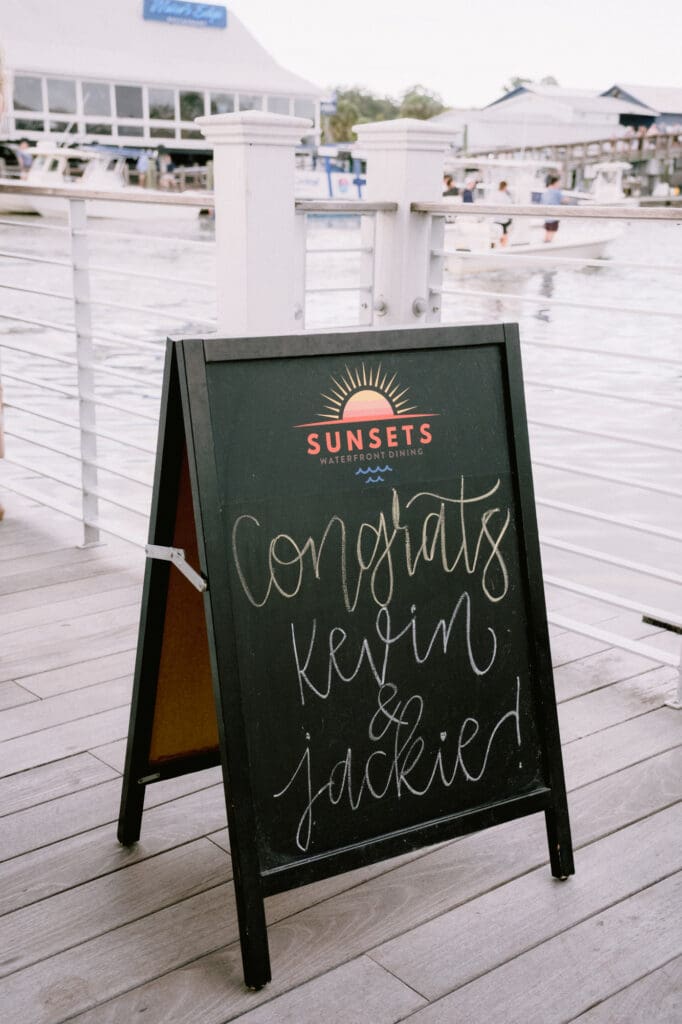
top-left (295, 363), bottom-right (434, 483)
top-left (317, 363), bottom-right (415, 421)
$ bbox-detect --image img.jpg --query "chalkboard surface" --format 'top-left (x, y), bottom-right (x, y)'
top-left (119, 323), bottom-right (573, 988)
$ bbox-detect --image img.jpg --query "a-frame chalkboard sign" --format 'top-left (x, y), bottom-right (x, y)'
top-left (118, 324), bottom-right (574, 990)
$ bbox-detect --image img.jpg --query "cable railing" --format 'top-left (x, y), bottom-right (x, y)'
top-left (441, 283), bottom-right (682, 321)
top-left (420, 199), bottom-right (681, 683)
top-left (296, 203), bottom-right (388, 329)
top-left (0, 192), bottom-right (378, 544)
top-left (0, 185), bottom-right (680, 688)
top-left (412, 200), bottom-right (682, 220)
top-left (0, 191), bottom-right (215, 549)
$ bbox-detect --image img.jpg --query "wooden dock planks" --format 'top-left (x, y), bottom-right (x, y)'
top-left (0, 491), bottom-right (679, 1024)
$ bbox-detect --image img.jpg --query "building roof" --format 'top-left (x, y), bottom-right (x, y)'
top-left (487, 84), bottom-right (657, 118)
top-left (487, 84), bottom-right (595, 106)
top-left (429, 104), bottom-right (632, 154)
top-left (603, 84), bottom-right (682, 115)
top-left (1, 0), bottom-right (322, 97)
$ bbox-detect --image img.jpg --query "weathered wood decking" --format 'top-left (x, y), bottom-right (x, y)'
top-left (0, 489), bottom-right (680, 1024)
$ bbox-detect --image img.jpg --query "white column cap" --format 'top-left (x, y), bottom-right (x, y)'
top-left (197, 110), bottom-right (313, 147)
top-left (353, 117), bottom-right (454, 153)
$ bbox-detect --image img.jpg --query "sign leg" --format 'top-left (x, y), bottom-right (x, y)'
top-left (234, 885), bottom-right (271, 990)
top-left (545, 803), bottom-right (575, 879)
top-left (117, 768), bottom-right (146, 846)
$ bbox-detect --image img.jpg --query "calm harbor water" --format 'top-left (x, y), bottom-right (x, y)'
top-left (1, 210), bottom-right (680, 629)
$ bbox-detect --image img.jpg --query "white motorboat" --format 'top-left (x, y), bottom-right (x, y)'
top-left (442, 156), bottom-right (624, 273)
top-left (0, 143), bottom-right (38, 214)
top-left (0, 180), bottom-right (37, 215)
top-left (582, 161), bottom-right (638, 205)
top-left (0, 147), bottom-right (205, 220)
top-left (444, 220), bottom-right (624, 274)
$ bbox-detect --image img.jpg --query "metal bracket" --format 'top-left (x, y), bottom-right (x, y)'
top-left (145, 544), bottom-right (208, 593)
top-left (137, 772), bottom-right (162, 785)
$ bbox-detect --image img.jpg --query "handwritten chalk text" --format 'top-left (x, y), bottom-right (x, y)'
top-left (232, 478), bottom-right (510, 612)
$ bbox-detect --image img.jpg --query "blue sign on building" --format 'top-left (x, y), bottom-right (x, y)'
top-left (143, 1), bottom-right (228, 29)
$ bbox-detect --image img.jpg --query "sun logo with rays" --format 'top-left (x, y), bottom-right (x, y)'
top-left (318, 364), bottom-right (416, 423)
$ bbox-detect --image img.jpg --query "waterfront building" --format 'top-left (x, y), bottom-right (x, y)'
top-left (432, 84), bottom-right (659, 154)
top-left (0, 0), bottom-right (322, 159)
top-left (602, 84), bottom-right (682, 130)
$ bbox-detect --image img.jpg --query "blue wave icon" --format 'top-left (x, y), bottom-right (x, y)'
top-left (355, 465), bottom-right (393, 476)
top-left (355, 465), bottom-right (393, 485)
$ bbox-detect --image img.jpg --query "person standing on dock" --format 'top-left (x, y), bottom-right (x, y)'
top-left (541, 174), bottom-right (565, 242)
top-left (17, 139), bottom-right (33, 178)
top-left (495, 180), bottom-right (513, 246)
top-left (157, 148), bottom-right (176, 190)
top-left (442, 174), bottom-right (459, 196)
top-left (135, 151), bottom-right (150, 188)
top-left (462, 178), bottom-right (477, 203)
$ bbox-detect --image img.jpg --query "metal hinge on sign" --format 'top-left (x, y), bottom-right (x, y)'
top-left (145, 545), bottom-right (208, 593)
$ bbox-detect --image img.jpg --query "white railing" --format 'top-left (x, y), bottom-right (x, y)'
top-left (0, 194), bottom-right (380, 546)
top-left (414, 198), bottom-right (682, 691)
top-left (0, 112), bottom-right (680, 700)
top-left (295, 201), bottom-right (396, 329)
top-left (0, 194), bottom-right (216, 549)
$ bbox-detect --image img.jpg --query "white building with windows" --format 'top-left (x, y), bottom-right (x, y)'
top-left (0, 0), bottom-right (322, 155)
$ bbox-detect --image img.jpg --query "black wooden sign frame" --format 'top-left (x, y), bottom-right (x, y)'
top-left (118, 324), bottom-right (574, 990)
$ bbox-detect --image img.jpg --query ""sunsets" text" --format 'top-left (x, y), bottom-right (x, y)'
top-left (307, 421), bottom-right (432, 455)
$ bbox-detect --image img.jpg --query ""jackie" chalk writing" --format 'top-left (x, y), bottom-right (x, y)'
top-left (274, 677), bottom-right (522, 852)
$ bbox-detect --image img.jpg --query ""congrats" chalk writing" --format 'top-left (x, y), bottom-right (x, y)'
top-left (231, 478), bottom-right (510, 612)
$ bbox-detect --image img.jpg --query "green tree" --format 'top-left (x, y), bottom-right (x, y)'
top-left (398, 85), bottom-right (446, 120)
top-left (502, 75), bottom-right (559, 93)
top-left (502, 76), bottom-right (532, 93)
top-left (323, 85), bottom-right (446, 142)
top-left (326, 96), bottom-right (361, 143)
top-left (325, 88), bottom-right (399, 142)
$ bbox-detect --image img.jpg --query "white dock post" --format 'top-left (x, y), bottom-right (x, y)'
top-left (196, 111), bottom-right (311, 336)
top-left (69, 197), bottom-right (100, 547)
top-left (353, 118), bottom-right (453, 327)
